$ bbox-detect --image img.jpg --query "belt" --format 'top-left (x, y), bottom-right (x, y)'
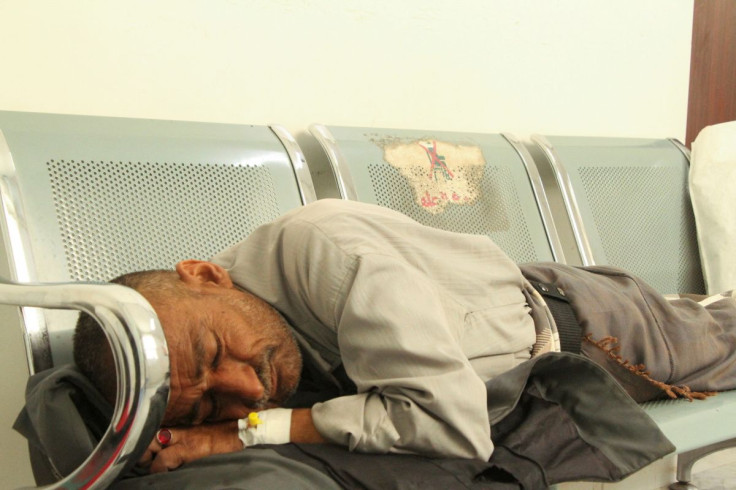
top-left (530, 281), bottom-right (582, 354)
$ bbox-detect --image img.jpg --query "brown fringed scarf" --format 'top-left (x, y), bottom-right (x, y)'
top-left (583, 334), bottom-right (717, 402)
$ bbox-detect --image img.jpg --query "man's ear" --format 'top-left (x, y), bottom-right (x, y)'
top-left (175, 260), bottom-right (234, 289)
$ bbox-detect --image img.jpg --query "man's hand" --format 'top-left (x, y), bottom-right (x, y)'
top-left (137, 409), bottom-right (326, 473)
top-left (139, 421), bottom-right (242, 473)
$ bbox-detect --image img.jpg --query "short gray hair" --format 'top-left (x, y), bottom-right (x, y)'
top-left (73, 269), bottom-right (183, 402)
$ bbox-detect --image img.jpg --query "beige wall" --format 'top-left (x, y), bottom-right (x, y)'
top-left (0, 0), bottom-right (694, 486)
top-left (0, 0), bottom-right (693, 137)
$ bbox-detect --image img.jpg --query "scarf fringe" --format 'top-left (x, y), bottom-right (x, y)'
top-left (583, 334), bottom-right (717, 402)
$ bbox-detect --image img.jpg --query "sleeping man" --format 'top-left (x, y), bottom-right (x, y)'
top-left (73, 199), bottom-right (736, 476)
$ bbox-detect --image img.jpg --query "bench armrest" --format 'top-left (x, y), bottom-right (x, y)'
top-left (0, 278), bottom-right (169, 490)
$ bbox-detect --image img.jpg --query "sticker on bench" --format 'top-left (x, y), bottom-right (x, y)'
top-left (374, 138), bottom-right (486, 214)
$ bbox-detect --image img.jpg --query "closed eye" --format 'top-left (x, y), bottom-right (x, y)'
top-left (212, 334), bottom-right (222, 370)
top-left (205, 392), bottom-right (220, 422)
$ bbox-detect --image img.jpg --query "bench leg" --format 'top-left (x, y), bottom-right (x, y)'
top-left (668, 438), bottom-right (736, 490)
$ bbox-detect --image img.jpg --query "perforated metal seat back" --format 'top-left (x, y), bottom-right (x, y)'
top-left (0, 111), bottom-right (312, 371)
top-left (534, 135), bottom-right (704, 295)
top-left (311, 125), bottom-right (564, 265)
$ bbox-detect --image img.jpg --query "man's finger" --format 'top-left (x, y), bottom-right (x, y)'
top-left (137, 448), bottom-right (154, 468)
top-left (156, 428), bottom-right (173, 446)
top-left (138, 432), bottom-right (168, 468)
top-left (150, 446), bottom-right (186, 474)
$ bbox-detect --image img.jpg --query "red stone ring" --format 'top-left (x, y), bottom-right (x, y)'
top-left (156, 428), bottom-right (172, 447)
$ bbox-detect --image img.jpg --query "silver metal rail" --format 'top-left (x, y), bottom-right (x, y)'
top-left (531, 135), bottom-right (596, 266)
top-left (270, 125), bottom-right (318, 204)
top-left (309, 124), bottom-right (359, 200)
top-left (667, 138), bottom-right (692, 164)
top-left (501, 133), bottom-right (567, 263)
top-left (1, 279), bottom-right (169, 490)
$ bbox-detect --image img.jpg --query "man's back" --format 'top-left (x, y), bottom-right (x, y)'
top-left (211, 199), bottom-right (539, 459)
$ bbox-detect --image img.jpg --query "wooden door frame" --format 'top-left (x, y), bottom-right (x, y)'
top-left (686, 0), bottom-right (736, 147)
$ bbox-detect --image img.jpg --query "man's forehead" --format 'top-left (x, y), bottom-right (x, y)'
top-left (157, 303), bottom-right (203, 360)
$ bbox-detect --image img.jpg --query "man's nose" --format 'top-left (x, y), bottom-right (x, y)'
top-left (212, 360), bottom-right (265, 402)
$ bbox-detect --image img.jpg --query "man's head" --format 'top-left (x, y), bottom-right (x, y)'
top-left (74, 260), bottom-right (302, 426)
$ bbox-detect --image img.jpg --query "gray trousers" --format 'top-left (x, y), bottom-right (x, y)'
top-left (519, 263), bottom-right (736, 392)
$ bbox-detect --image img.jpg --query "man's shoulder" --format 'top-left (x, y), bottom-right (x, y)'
top-left (284, 199), bottom-right (414, 228)
top-left (289, 199), bottom-right (384, 219)
top-left (286, 199), bottom-right (349, 221)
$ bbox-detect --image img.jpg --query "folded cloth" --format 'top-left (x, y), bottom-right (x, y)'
top-left (13, 365), bottom-right (113, 485)
top-left (690, 120), bottom-right (736, 294)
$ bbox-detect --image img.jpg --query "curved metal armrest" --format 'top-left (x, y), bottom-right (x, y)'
top-left (0, 278), bottom-right (169, 490)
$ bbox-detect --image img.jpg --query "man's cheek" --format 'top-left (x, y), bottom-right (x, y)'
top-left (162, 396), bottom-right (195, 426)
top-left (213, 399), bottom-right (251, 421)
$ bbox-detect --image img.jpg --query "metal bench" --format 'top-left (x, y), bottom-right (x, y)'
top-left (310, 124), bottom-right (565, 264)
top-left (532, 134), bottom-right (733, 490)
top-left (312, 125), bottom-right (734, 489)
top-left (0, 110), bottom-right (314, 488)
top-left (531, 135), bottom-right (704, 295)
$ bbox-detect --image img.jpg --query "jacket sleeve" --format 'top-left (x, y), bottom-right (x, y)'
top-left (310, 252), bottom-right (493, 460)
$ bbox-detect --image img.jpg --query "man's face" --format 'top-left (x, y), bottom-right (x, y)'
top-left (153, 284), bottom-right (302, 427)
